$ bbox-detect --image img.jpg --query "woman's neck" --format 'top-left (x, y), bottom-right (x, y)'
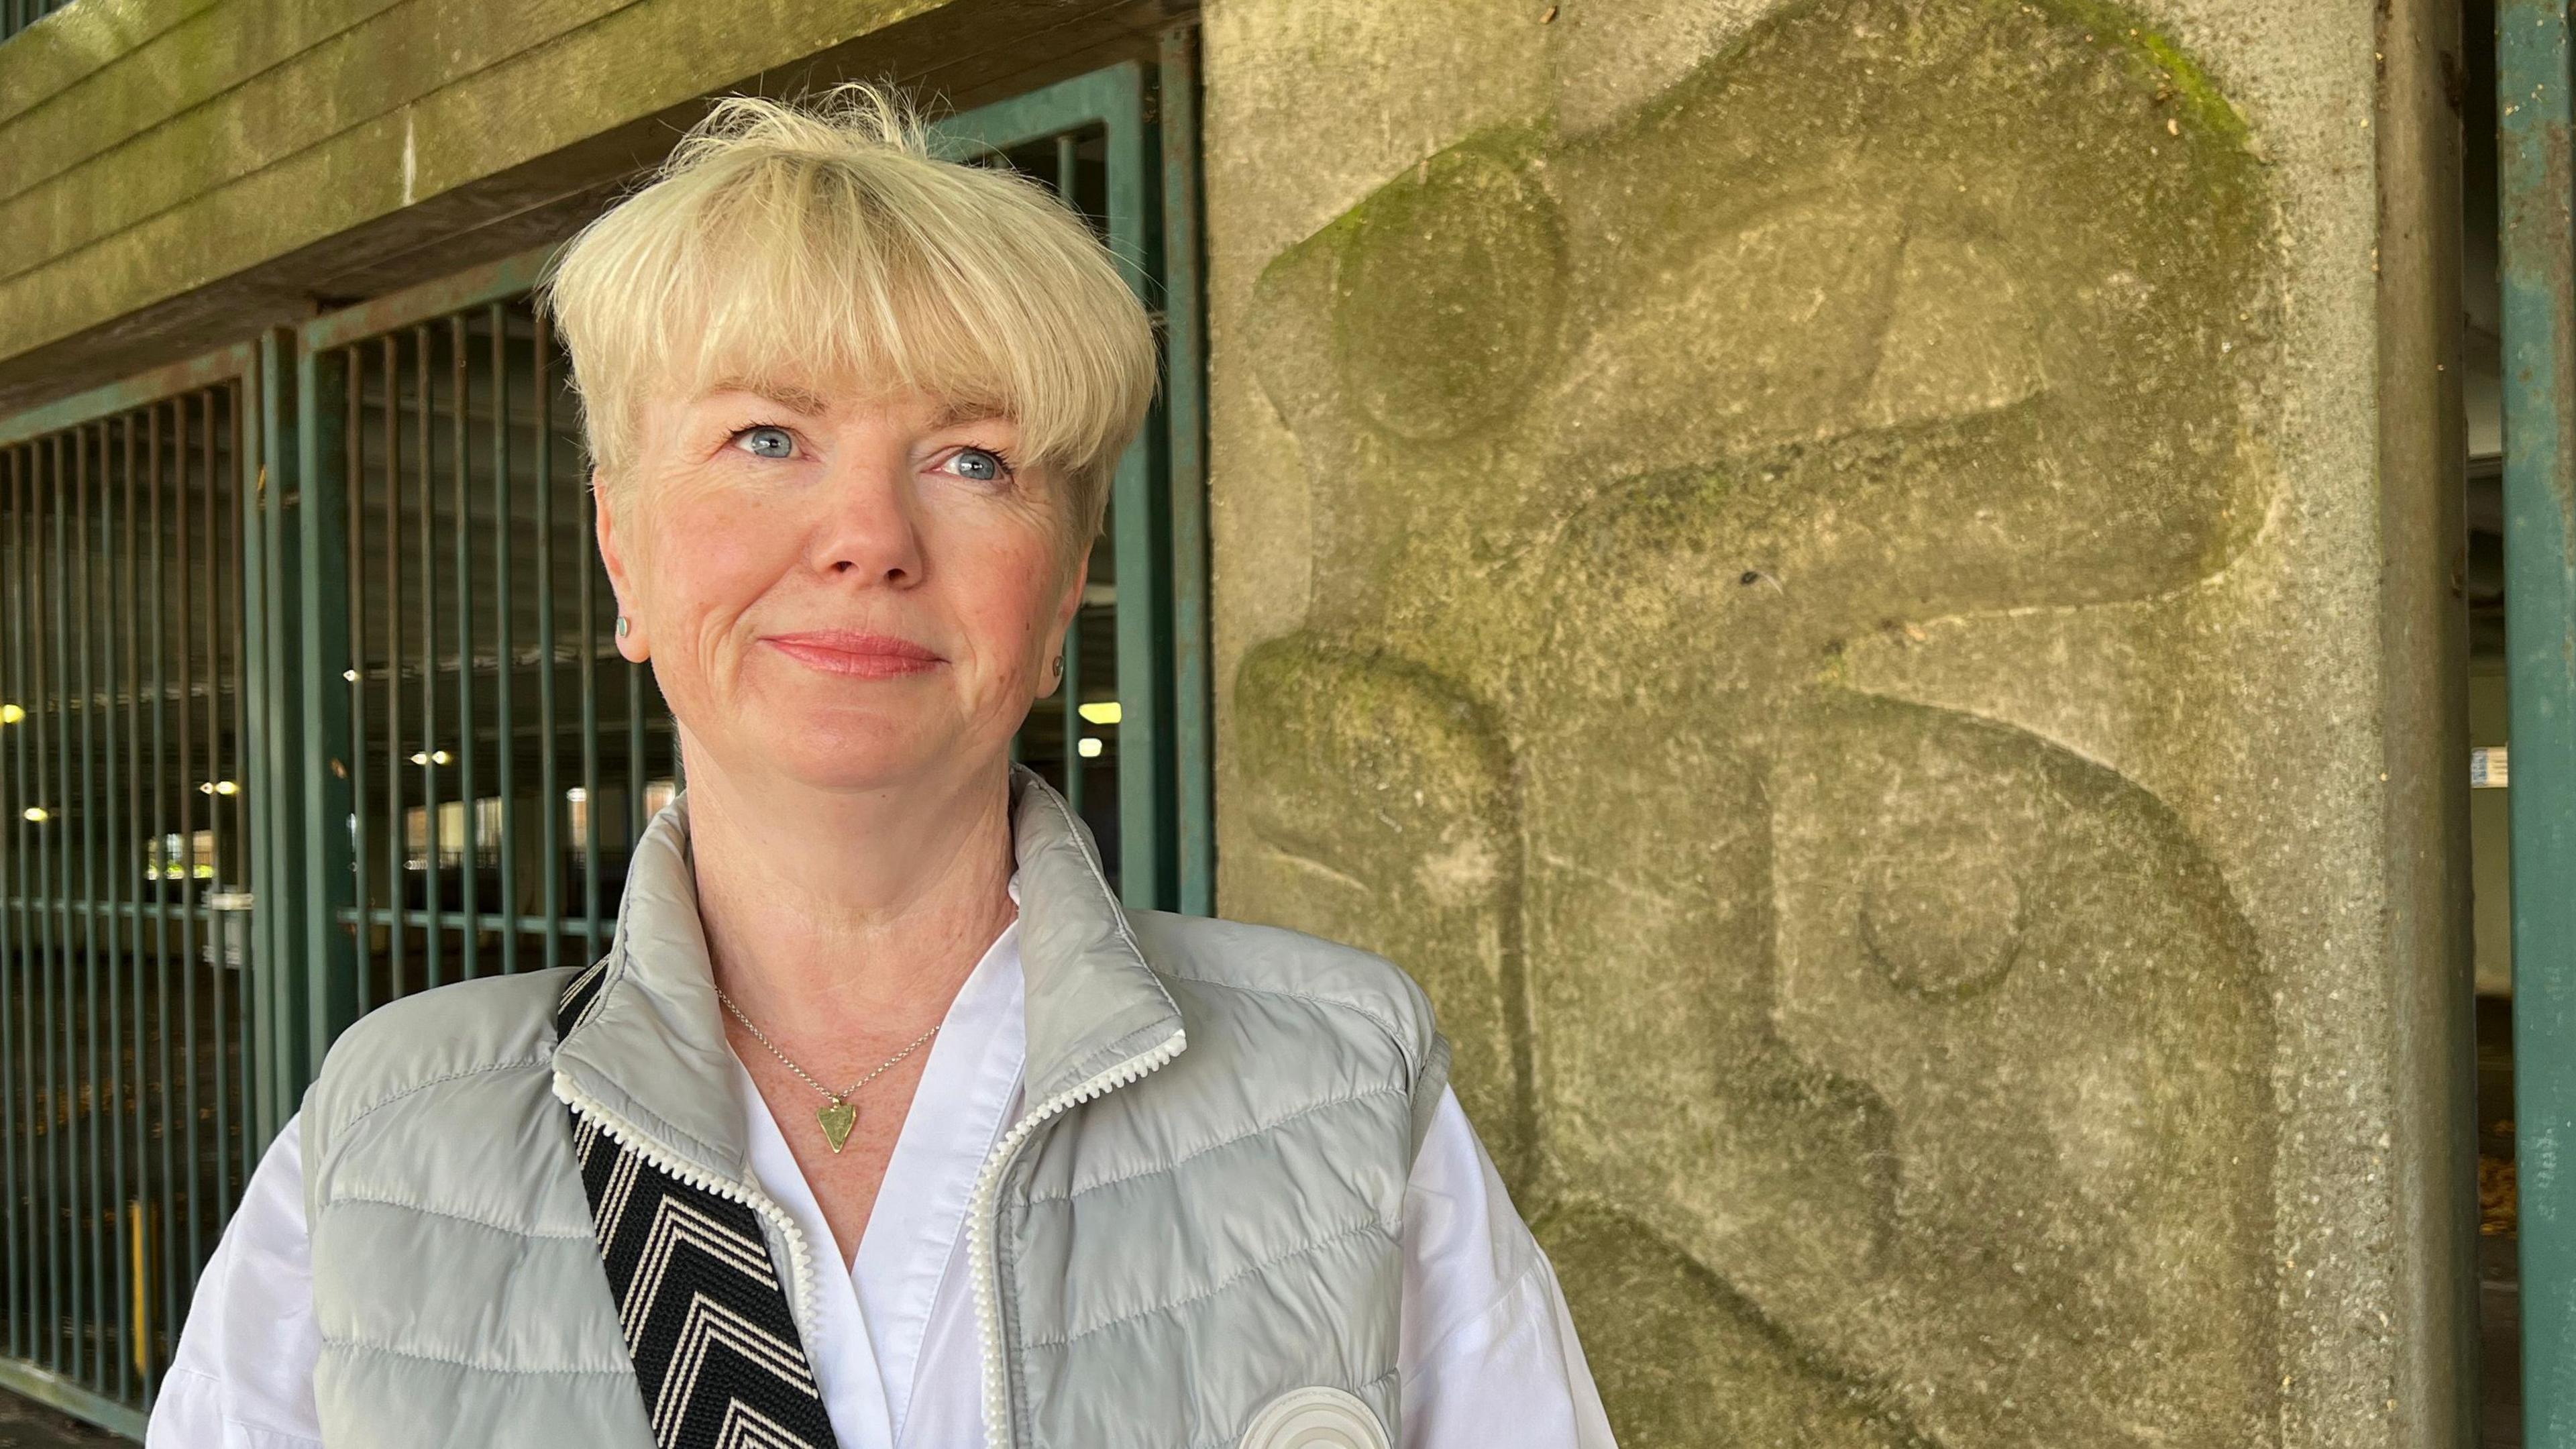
top-left (677, 743), bottom-right (1019, 1036)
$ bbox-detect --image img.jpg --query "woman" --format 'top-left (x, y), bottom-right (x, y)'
top-left (148, 86), bottom-right (1614, 1449)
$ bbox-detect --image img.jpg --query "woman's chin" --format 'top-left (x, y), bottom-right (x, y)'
top-left (720, 716), bottom-right (978, 796)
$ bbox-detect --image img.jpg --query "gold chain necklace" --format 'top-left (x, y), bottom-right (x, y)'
top-left (716, 989), bottom-right (940, 1153)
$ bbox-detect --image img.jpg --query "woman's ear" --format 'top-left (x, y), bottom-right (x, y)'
top-left (1040, 546), bottom-right (1092, 700)
top-left (594, 472), bottom-right (651, 663)
top-left (1055, 545), bottom-right (1093, 636)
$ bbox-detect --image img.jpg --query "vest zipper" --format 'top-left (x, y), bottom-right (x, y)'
top-left (969, 1026), bottom-right (1187, 1449)
top-left (551, 1070), bottom-right (824, 1340)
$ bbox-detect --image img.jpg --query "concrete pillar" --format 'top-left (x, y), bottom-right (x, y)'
top-left (1203, 0), bottom-right (2470, 1442)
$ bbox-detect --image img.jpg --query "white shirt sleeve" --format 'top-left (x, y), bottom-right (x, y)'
top-left (1397, 1087), bottom-right (1619, 1449)
top-left (146, 1111), bottom-right (324, 1449)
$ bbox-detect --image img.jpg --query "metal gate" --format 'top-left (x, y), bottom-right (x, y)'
top-left (0, 43), bottom-right (1208, 1436)
top-left (0, 347), bottom-right (268, 1434)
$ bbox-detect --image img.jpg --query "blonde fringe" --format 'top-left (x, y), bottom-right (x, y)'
top-left (536, 82), bottom-right (1157, 542)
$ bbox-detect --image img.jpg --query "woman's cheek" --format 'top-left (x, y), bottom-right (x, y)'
top-left (657, 496), bottom-right (789, 608)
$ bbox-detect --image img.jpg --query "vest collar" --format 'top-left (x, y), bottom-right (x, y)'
top-left (549, 765), bottom-right (1184, 1191)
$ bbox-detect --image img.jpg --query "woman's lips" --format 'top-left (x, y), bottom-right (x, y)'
top-left (761, 631), bottom-right (945, 679)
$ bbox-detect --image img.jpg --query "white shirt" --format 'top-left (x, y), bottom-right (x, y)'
top-left (148, 922), bottom-right (1616, 1448)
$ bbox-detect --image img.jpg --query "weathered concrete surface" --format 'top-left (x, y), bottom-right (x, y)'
top-left (0, 0), bottom-right (1181, 416)
top-left (1206, 0), bottom-right (2459, 1443)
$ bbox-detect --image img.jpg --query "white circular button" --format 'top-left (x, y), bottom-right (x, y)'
top-left (1237, 1387), bottom-right (1393, 1449)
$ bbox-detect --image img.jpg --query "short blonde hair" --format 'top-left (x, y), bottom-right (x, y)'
top-left (537, 83), bottom-right (1158, 542)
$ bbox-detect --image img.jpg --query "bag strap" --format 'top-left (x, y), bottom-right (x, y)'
top-left (556, 964), bottom-right (842, 1449)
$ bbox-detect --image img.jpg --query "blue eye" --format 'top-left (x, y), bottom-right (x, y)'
top-left (735, 425), bottom-right (796, 459)
top-left (946, 447), bottom-right (1008, 482)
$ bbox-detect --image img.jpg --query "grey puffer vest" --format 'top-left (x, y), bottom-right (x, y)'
top-left (299, 769), bottom-right (1451, 1449)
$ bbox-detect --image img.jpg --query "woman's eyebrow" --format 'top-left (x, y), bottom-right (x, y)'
top-left (704, 378), bottom-right (835, 415)
top-left (928, 398), bottom-right (1009, 429)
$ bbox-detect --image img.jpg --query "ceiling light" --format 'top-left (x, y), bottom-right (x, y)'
top-left (1077, 701), bottom-right (1122, 726)
top-left (1077, 737), bottom-right (1104, 759)
top-left (21, 807), bottom-right (48, 823)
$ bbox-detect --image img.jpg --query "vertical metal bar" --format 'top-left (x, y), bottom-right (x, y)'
top-left (20, 438), bottom-right (51, 1361)
top-left (534, 313), bottom-right (560, 974)
top-left (299, 336), bottom-right (356, 1087)
top-left (3, 444), bottom-right (23, 1364)
top-left (199, 386), bottom-right (225, 1238)
top-left (1103, 75), bottom-right (1172, 911)
top-left (172, 394), bottom-right (199, 1301)
top-left (34, 433), bottom-right (61, 1373)
top-left (1062, 616), bottom-right (1084, 823)
top-left (241, 347), bottom-right (275, 1152)
top-left (47, 429), bottom-right (70, 1371)
top-left (118, 410), bottom-right (148, 1401)
top-left (450, 315), bottom-right (478, 981)
top-left (490, 305), bottom-right (517, 973)
top-left (75, 421), bottom-right (103, 1389)
top-left (146, 400), bottom-right (176, 1377)
top-left (1159, 28), bottom-right (1216, 917)
top-left (579, 455), bottom-right (600, 960)
top-left (342, 346), bottom-right (370, 1026)
top-left (2502, 0), bottom-right (2576, 1437)
top-left (1, 443), bottom-right (19, 1365)
top-left (21, 439), bottom-right (43, 1371)
top-left (219, 381), bottom-right (246, 1206)
top-left (256, 329), bottom-right (308, 1139)
top-left (103, 415), bottom-right (131, 1403)
top-left (236, 369), bottom-right (271, 1152)
top-left (383, 336), bottom-right (405, 1006)
top-left (416, 325), bottom-right (441, 990)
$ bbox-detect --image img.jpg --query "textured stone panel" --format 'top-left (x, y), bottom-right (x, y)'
top-left (1216, 1), bottom-right (2304, 1443)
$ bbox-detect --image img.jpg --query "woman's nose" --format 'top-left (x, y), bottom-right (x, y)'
top-left (809, 453), bottom-right (926, 585)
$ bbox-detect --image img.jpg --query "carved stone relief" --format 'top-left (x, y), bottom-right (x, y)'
top-left (1228, 2), bottom-right (2282, 1443)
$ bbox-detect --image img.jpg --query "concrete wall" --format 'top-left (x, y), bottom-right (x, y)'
top-left (0, 0), bottom-right (1177, 415)
top-left (1203, 0), bottom-right (2469, 1444)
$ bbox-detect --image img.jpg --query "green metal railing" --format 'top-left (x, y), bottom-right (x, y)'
top-left (0, 345), bottom-right (266, 1438)
top-left (2500, 1), bottom-right (2576, 1442)
top-left (288, 260), bottom-right (659, 1077)
top-left (0, 45), bottom-right (1208, 1436)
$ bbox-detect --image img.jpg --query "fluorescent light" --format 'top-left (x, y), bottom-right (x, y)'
top-left (198, 780), bottom-right (240, 796)
top-left (1077, 701), bottom-right (1122, 726)
top-left (1077, 737), bottom-right (1104, 759)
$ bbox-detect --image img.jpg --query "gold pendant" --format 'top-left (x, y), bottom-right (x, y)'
top-left (818, 1099), bottom-right (857, 1153)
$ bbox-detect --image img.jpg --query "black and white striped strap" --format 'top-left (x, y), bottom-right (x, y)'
top-left (557, 964), bottom-right (840, 1449)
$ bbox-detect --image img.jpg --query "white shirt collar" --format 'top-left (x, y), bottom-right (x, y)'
top-left (734, 913), bottom-right (1028, 1448)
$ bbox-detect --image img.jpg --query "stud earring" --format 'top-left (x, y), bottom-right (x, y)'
top-left (1049, 656), bottom-right (1063, 684)
top-left (615, 616), bottom-right (629, 639)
